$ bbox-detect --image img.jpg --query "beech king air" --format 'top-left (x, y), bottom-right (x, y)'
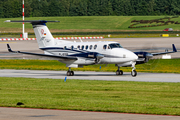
top-left (5, 20), bottom-right (177, 77)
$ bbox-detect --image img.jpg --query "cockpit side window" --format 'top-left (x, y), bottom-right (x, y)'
top-left (103, 45), bottom-right (107, 49)
top-left (109, 43), bottom-right (123, 49)
top-left (108, 45), bottom-right (111, 49)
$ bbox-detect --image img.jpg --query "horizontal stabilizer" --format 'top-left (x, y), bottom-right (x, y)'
top-left (4, 20), bottom-right (60, 25)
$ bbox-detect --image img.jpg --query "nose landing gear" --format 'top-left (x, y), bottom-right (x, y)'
top-left (131, 62), bottom-right (137, 77)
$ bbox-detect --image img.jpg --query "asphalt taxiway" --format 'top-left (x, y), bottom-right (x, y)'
top-left (0, 37), bottom-right (180, 119)
top-left (0, 37), bottom-right (180, 59)
top-left (1, 107), bottom-right (180, 120)
top-left (0, 69), bottom-right (179, 82)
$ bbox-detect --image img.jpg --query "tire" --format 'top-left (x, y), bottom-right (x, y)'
top-left (131, 70), bottom-right (137, 77)
top-left (116, 70), bottom-right (120, 75)
top-left (119, 70), bottom-right (123, 75)
top-left (71, 71), bottom-right (74, 76)
top-left (67, 71), bottom-right (71, 76)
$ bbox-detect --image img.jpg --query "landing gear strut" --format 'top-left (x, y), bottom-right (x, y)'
top-left (131, 62), bottom-right (137, 77)
top-left (116, 66), bottom-right (123, 75)
top-left (67, 67), bottom-right (74, 76)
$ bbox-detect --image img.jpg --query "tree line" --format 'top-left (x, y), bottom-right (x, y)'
top-left (0, 0), bottom-right (180, 18)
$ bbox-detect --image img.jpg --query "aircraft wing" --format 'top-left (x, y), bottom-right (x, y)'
top-left (7, 44), bottom-right (77, 61)
top-left (135, 44), bottom-right (177, 64)
top-left (151, 44), bottom-right (177, 56)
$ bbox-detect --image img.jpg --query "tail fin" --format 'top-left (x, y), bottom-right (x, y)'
top-left (5, 20), bottom-right (59, 48)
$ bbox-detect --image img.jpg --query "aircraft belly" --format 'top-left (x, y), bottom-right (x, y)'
top-left (117, 62), bottom-right (132, 67)
top-left (101, 58), bottom-right (134, 64)
top-left (60, 57), bottom-right (94, 66)
top-left (73, 58), bottom-right (94, 65)
top-left (99, 58), bottom-right (111, 64)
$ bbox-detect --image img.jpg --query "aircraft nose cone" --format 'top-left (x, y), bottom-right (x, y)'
top-left (135, 54), bottom-right (138, 61)
top-left (128, 52), bottom-right (138, 61)
top-left (132, 53), bottom-right (138, 61)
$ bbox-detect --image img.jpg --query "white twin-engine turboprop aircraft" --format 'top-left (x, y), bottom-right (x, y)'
top-left (5, 20), bottom-right (177, 77)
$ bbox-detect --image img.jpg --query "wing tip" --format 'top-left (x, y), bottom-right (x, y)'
top-left (7, 44), bottom-right (13, 52)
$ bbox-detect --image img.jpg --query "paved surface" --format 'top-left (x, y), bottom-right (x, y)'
top-left (0, 69), bottom-right (180, 82)
top-left (0, 107), bottom-right (180, 120)
top-left (0, 38), bottom-right (180, 120)
top-left (0, 37), bottom-right (180, 59)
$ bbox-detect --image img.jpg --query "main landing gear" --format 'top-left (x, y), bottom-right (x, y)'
top-left (67, 67), bottom-right (74, 76)
top-left (116, 66), bottom-right (123, 75)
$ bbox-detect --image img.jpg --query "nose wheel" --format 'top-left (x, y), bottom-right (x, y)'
top-left (131, 62), bottom-right (137, 77)
top-left (131, 70), bottom-right (137, 77)
top-left (67, 67), bottom-right (74, 76)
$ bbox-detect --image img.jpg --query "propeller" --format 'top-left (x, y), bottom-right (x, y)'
top-left (135, 51), bottom-right (153, 64)
top-left (133, 43), bottom-right (160, 70)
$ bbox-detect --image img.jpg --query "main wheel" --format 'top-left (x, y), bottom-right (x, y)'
top-left (71, 71), bottom-right (74, 76)
top-left (67, 71), bottom-right (71, 76)
top-left (116, 70), bottom-right (123, 75)
top-left (131, 70), bottom-right (137, 77)
top-left (116, 70), bottom-right (120, 75)
top-left (119, 70), bottom-right (123, 75)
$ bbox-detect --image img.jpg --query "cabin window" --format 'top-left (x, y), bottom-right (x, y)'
top-left (103, 45), bottom-right (107, 49)
top-left (71, 46), bottom-right (74, 50)
top-left (85, 45), bottom-right (88, 50)
top-left (90, 45), bottom-right (93, 50)
top-left (64, 46), bottom-right (67, 50)
top-left (81, 45), bottom-right (84, 50)
top-left (94, 45), bottom-right (97, 49)
top-left (77, 45), bottom-right (80, 49)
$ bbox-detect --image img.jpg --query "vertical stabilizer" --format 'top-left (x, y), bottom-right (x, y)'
top-left (4, 20), bottom-right (60, 48)
top-left (33, 23), bottom-right (54, 48)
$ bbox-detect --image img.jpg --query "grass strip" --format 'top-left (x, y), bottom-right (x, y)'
top-left (0, 59), bottom-right (180, 73)
top-left (1, 16), bottom-right (180, 31)
top-left (0, 77), bottom-right (180, 115)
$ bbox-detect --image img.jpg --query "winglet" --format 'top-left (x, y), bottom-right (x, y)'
top-left (7, 44), bottom-right (13, 52)
top-left (172, 44), bottom-right (177, 52)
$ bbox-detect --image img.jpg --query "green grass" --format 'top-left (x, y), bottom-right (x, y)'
top-left (1, 16), bottom-right (180, 32)
top-left (1, 77), bottom-right (180, 115)
top-left (0, 59), bottom-right (180, 73)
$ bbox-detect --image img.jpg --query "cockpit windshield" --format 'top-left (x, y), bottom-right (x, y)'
top-left (109, 43), bottom-right (123, 49)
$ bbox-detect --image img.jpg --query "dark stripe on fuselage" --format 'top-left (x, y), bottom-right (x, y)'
top-left (40, 47), bottom-right (122, 58)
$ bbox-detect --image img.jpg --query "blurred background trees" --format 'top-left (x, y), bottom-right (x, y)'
top-left (0, 0), bottom-right (180, 18)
